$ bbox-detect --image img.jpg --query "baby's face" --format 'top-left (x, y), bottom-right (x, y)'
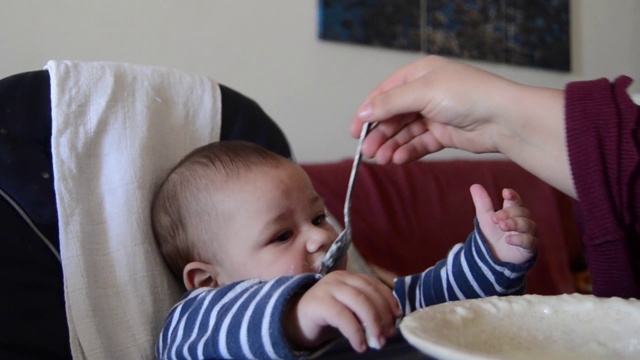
top-left (208, 162), bottom-right (343, 286)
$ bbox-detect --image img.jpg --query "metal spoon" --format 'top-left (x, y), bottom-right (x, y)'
top-left (319, 122), bottom-right (372, 275)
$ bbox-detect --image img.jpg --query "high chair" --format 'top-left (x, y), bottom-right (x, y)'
top-left (0, 61), bottom-right (292, 360)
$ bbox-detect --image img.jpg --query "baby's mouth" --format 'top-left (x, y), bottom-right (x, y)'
top-left (312, 263), bottom-right (323, 274)
top-left (311, 258), bottom-right (325, 274)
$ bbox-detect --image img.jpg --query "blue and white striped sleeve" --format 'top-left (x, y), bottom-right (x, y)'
top-left (394, 217), bottom-right (536, 315)
top-left (156, 274), bottom-right (320, 360)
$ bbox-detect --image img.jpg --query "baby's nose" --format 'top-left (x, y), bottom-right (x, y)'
top-left (306, 228), bottom-right (336, 254)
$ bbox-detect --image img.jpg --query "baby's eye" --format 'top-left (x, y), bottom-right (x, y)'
top-left (273, 230), bottom-right (293, 243)
top-left (312, 212), bottom-right (328, 226)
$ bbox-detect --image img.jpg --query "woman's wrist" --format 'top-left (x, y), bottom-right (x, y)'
top-left (494, 84), bottom-right (575, 198)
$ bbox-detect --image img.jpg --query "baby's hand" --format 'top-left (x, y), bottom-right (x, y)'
top-left (470, 184), bottom-right (538, 264)
top-left (284, 271), bottom-right (401, 353)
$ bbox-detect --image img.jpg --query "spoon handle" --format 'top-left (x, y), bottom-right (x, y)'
top-left (319, 122), bottom-right (372, 275)
top-left (343, 122), bottom-right (371, 229)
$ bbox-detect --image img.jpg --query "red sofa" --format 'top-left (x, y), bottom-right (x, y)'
top-left (302, 159), bottom-right (587, 295)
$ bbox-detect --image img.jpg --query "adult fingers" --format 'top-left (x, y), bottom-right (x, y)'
top-left (362, 116), bottom-right (433, 164)
top-left (358, 76), bottom-right (436, 124)
top-left (360, 113), bottom-right (422, 160)
top-left (389, 130), bottom-right (445, 164)
top-left (353, 73), bottom-right (443, 141)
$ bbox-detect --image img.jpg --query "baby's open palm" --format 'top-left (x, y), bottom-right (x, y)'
top-left (470, 184), bottom-right (538, 264)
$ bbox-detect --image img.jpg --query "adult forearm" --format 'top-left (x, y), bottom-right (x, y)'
top-left (493, 84), bottom-right (577, 199)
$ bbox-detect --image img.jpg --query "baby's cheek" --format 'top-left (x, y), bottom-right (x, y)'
top-left (276, 261), bottom-right (308, 277)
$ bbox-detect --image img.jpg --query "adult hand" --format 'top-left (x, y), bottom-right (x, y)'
top-left (352, 55), bottom-right (574, 198)
top-left (352, 56), bottom-right (519, 163)
top-left (284, 271), bottom-right (401, 353)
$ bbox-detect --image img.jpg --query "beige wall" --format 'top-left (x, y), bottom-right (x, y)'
top-left (2, 0), bottom-right (638, 162)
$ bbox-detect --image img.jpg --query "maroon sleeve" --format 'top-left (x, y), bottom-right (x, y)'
top-left (565, 76), bottom-right (640, 298)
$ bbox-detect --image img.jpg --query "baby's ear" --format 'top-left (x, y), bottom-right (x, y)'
top-left (183, 261), bottom-right (219, 290)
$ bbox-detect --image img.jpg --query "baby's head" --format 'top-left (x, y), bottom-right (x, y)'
top-left (151, 141), bottom-right (342, 290)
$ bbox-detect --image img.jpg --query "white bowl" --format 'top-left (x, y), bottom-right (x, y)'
top-left (399, 294), bottom-right (640, 360)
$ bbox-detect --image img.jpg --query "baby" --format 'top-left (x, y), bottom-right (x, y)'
top-left (151, 140), bottom-right (537, 359)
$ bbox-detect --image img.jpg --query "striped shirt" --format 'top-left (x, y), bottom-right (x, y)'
top-left (157, 218), bottom-right (534, 359)
top-left (394, 218), bottom-right (533, 314)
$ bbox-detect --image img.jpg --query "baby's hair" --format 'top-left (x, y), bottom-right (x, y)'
top-left (151, 140), bottom-right (290, 279)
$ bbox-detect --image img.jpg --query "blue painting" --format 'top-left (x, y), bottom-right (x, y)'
top-left (318, 0), bottom-right (421, 51)
top-left (318, 0), bottom-right (571, 72)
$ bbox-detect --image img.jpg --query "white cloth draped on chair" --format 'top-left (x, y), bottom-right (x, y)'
top-left (47, 60), bottom-right (221, 359)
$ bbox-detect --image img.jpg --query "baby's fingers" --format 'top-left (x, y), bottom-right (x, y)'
top-left (334, 292), bottom-right (396, 349)
top-left (497, 217), bottom-right (537, 235)
top-left (323, 304), bottom-right (368, 353)
top-left (501, 188), bottom-right (522, 209)
top-left (321, 273), bottom-right (399, 351)
top-left (324, 299), bottom-right (391, 352)
top-left (470, 184), bottom-right (494, 217)
top-left (505, 233), bottom-right (538, 253)
top-left (492, 206), bottom-right (531, 223)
